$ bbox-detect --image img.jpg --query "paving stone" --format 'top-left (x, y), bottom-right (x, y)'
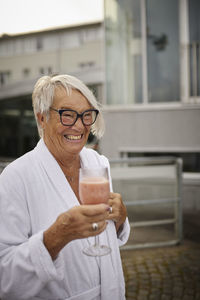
top-left (121, 241), bottom-right (200, 300)
top-left (182, 295), bottom-right (194, 300)
top-left (161, 295), bottom-right (172, 300)
top-left (149, 294), bottom-right (161, 300)
top-left (172, 287), bottom-right (183, 297)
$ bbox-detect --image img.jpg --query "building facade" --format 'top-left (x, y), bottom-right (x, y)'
top-left (0, 1), bottom-right (200, 177)
top-left (0, 1), bottom-right (199, 210)
top-left (101, 0), bottom-right (200, 176)
top-left (0, 21), bottom-right (104, 157)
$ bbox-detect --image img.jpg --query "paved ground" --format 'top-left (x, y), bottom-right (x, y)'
top-left (121, 212), bottom-right (200, 300)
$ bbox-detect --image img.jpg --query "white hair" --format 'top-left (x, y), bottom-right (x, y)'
top-left (32, 74), bottom-right (105, 139)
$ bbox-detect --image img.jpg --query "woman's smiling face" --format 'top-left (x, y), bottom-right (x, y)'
top-left (39, 86), bottom-right (92, 159)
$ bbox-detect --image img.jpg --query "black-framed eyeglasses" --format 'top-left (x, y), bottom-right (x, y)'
top-left (50, 107), bottom-right (99, 126)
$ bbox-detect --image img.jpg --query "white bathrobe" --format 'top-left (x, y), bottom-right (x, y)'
top-left (0, 139), bottom-right (130, 300)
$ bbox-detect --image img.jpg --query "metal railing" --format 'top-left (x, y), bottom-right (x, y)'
top-left (0, 161), bottom-right (9, 173)
top-left (110, 156), bottom-right (183, 250)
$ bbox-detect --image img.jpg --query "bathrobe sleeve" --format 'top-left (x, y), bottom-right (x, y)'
top-left (0, 164), bottom-right (65, 299)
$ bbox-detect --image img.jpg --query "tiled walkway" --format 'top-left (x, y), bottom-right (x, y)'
top-left (121, 212), bottom-right (200, 300)
top-left (121, 242), bottom-right (200, 300)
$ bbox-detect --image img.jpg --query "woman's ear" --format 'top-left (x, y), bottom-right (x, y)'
top-left (37, 113), bottom-right (45, 129)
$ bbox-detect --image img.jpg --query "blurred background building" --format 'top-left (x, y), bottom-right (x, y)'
top-left (103, 0), bottom-right (200, 166)
top-left (0, 0), bottom-right (199, 210)
top-left (0, 21), bottom-right (104, 157)
top-left (102, 0), bottom-right (200, 212)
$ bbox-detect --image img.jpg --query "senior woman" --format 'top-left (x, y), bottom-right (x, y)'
top-left (0, 74), bottom-right (130, 300)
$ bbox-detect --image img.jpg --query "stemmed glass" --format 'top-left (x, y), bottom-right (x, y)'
top-left (79, 167), bottom-right (112, 256)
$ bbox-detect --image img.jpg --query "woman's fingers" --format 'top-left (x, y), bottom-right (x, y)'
top-left (81, 203), bottom-right (110, 217)
top-left (44, 204), bottom-right (110, 260)
top-left (88, 220), bottom-right (108, 235)
top-left (57, 205), bottom-right (109, 239)
top-left (107, 192), bottom-right (127, 230)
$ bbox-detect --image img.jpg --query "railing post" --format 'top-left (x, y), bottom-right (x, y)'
top-left (176, 158), bottom-right (183, 242)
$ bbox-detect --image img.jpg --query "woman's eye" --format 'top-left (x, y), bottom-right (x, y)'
top-left (63, 112), bottom-right (74, 118)
top-left (84, 112), bottom-right (92, 118)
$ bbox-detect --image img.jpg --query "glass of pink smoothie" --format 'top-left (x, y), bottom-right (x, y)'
top-left (79, 167), bottom-right (111, 256)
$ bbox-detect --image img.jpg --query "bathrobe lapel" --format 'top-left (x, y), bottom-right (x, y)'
top-left (35, 139), bottom-right (79, 210)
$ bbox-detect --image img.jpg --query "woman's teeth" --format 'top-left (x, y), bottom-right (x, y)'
top-left (65, 135), bottom-right (82, 140)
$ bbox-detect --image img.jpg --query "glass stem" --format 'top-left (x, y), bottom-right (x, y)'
top-left (94, 234), bottom-right (99, 247)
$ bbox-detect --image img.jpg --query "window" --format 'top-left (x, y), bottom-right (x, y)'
top-left (0, 40), bottom-right (13, 56)
top-left (0, 71), bottom-right (11, 87)
top-left (82, 27), bottom-right (102, 42)
top-left (61, 31), bottom-right (80, 49)
top-left (147, 0), bottom-right (179, 102)
top-left (104, 0), bottom-right (180, 105)
top-left (0, 98), bottom-right (39, 157)
top-left (39, 66), bottom-right (52, 75)
top-left (23, 37), bottom-right (35, 53)
top-left (36, 37), bottom-right (43, 51)
top-left (23, 68), bottom-right (30, 78)
top-left (87, 84), bottom-right (103, 103)
top-left (105, 0), bottom-right (143, 104)
top-left (78, 61), bottom-right (95, 69)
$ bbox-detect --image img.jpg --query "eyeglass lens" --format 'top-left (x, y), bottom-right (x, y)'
top-left (61, 110), bottom-right (97, 126)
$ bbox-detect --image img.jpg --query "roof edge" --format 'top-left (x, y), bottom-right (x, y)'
top-left (0, 19), bottom-right (103, 39)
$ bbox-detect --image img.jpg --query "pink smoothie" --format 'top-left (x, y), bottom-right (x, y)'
top-left (79, 177), bottom-right (110, 205)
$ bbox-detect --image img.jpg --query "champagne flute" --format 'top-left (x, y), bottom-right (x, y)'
top-left (79, 167), bottom-right (112, 256)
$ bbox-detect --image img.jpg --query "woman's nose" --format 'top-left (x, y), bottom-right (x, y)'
top-left (71, 116), bottom-right (85, 129)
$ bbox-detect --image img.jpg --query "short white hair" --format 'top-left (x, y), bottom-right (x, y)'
top-left (32, 74), bottom-right (105, 139)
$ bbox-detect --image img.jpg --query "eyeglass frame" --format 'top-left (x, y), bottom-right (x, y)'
top-left (50, 107), bottom-right (99, 126)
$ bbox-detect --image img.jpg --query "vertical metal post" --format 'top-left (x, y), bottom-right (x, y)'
top-left (192, 42), bottom-right (198, 98)
top-left (176, 158), bottom-right (183, 242)
top-left (141, 0), bottom-right (148, 104)
top-left (187, 43), bottom-right (191, 97)
top-left (179, 0), bottom-right (190, 102)
top-left (198, 42), bottom-right (200, 97)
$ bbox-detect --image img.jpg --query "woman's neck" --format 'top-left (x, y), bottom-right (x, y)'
top-left (43, 136), bottom-right (81, 171)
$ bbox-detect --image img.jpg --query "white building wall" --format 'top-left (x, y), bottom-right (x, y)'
top-left (101, 106), bottom-right (200, 158)
top-left (0, 23), bottom-right (104, 95)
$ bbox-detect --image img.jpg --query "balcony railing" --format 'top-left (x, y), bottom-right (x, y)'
top-left (110, 156), bottom-right (183, 250)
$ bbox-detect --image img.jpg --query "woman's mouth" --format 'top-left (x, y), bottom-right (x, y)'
top-left (64, 134), bottom-right (83, 141)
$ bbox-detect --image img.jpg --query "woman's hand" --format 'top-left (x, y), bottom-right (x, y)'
top-left (43, 204), bottom-right (110, 260)
top-left (107, 192), bottom-right (127, 232)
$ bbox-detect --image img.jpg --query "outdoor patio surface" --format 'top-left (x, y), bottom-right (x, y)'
top-left (121, 211), bottom-right (200, 300)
